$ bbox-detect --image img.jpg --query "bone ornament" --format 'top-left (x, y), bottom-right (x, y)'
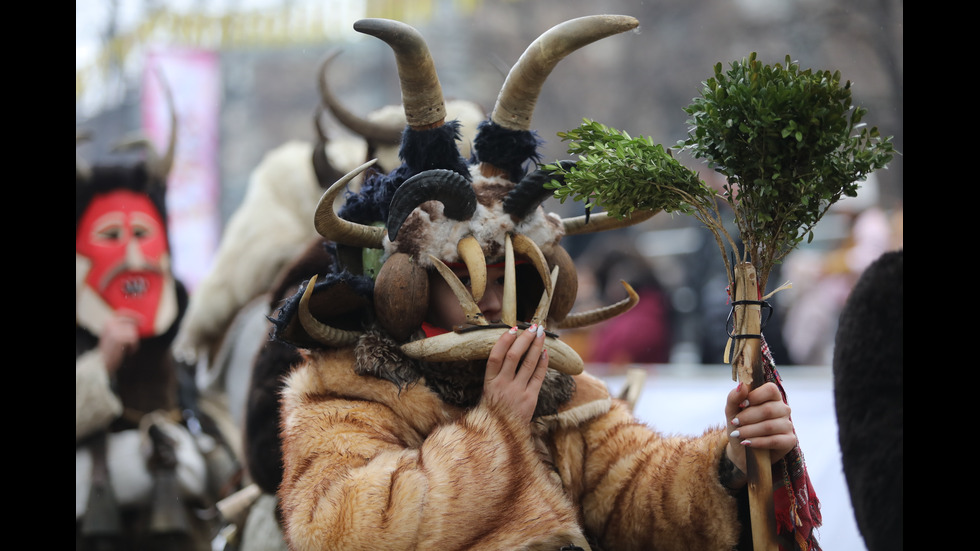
top-left (400, 325), bottom-right (585, 376)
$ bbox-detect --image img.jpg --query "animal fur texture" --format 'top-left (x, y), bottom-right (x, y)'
top-left (278, 340), bottom-right (743, 551)
top-left (175, 141), bottom-right (344, 361)
top-left (243, 239), bottom-right (338, 495)
top-left (382, 164), bottom-right (566, 270)
top-left (833, 249), bottom-right (903, 551)
top-left (75, 349), bottom-right (124, 442)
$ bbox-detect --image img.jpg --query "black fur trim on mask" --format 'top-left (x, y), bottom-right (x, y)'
top-left (338, 170), bottom-right (400, 226)
top-left (339, 123), bottom-right (470, 226)
top-left (268, 239), bottom-right (341, 309)
top-left (244, 338), bottom-right (301, 495)
top-left (399, 122), bottom-right (470, 177)
top-left (76, 163), bottom-right (168, 230)
top-left (472, 121), bottom-right (543, 183)
top-left (269, 271), bottom-right (375, 349)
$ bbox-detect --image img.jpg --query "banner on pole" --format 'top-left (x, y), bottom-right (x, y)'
top-left (142, 48), bottom-right (222, 294)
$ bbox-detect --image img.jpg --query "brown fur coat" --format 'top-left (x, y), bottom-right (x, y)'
top-left (278, 343), bottom-right (743, 550)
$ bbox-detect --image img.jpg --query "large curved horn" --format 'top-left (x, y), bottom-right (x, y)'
top-left (77, 130), bottom-right (92, 182)
top-left (563, 208), bottom-right (658, 235)
top-left (430, 255), bottom-right (488, 326)
top-left (299, 275), bottom-right (363, 346)
top-left (386, 169), bottom-right (477, 241)
top-left (555, 281), bottom-right (639, 329)
top-left (155, 66), bottom-right (177, 181)
top-left (491, 15), bottom-right (639, 131)
top-left (354, 19), bottom-right (447, 129)
top-left (311, 105), bottom-right (347, 190)
top-left (313, 159), bottom-right (387, 248)
top-left (110, 66), bottom-right (177, 185)
top-left (318, 48), bottom-right (403, 144)
top-left (511, 233), bottom-right (553, 300)
top-left (457, 236), bottom-right (486, 302)
top-left (530, 265), bottom-right (560, 327)
top-left (502, 234), bottom-right (517, 326)
top-left (400, 326), bottom-right (584, 375)
top-left (545, 246), bottom-right (578, 322)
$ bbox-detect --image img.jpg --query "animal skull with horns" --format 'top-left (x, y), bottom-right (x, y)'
top-left (274, 15), bottom-right (659, 376)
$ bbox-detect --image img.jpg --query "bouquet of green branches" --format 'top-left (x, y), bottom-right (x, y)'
top-left (545, 52), bottom-right (894, 550)
top-left (547, 53), bottom-right (893, 298)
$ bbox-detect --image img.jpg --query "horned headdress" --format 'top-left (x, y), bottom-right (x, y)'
top-left (76, 74), bottom-right (180, 340)
top-left (272, 15), bottom-right (659, 375)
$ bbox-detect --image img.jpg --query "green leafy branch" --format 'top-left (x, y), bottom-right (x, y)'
top-left (679, 53), bottom-right (895, 290)
top-left (543, 120), bottom-right (740, 279)
top-left (546, 53), bottom-right (896, 293)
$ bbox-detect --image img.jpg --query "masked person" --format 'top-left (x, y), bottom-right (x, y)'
top-left (76, 121), bottom-right (218, 551)
top-left (270, 16), bottom-right (821, 551)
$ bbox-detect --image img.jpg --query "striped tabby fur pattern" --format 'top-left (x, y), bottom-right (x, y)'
top-left (278, 342), bottom-right (744, 550)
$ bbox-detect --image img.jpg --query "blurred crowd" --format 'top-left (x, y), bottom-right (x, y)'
top-left (779, 203), bottom-right (903, 366)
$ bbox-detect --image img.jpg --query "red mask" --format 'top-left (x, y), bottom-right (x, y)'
top-left (76, 189), bottom-right (177, 337)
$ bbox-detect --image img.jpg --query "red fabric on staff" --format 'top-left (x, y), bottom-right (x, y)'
top-left (762, 339), bottom-right (823, 551)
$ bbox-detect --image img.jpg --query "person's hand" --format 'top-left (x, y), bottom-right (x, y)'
top-left (99, 313), bottom-right (141, 374)
top-left (482, 324), bottom-right (549, 424)
top-left (724, 382), bottom-right (797, 475)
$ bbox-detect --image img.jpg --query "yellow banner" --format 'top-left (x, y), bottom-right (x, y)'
top-left (77, 0), bottom-right (485, 103)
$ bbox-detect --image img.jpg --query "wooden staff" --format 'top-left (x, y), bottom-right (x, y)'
top-left (731, 262), bottom-right (777, 551)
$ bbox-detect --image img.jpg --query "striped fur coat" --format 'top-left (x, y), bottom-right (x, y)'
top-left (278, 335), bottom-right (745, 551)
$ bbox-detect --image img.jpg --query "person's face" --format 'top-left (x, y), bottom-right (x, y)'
top-left (76, 189), bottom-right (173, 337)
top-left (428, 264), bottom-right (506, 329)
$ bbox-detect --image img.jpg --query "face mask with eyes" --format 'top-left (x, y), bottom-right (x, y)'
top-left (76, 76), bottom-right (179, 339)
top-left (76, 188), bottom-right (178, 338)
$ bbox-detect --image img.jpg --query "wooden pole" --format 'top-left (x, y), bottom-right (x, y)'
top-left (731, 262), bottom-right (778, 551)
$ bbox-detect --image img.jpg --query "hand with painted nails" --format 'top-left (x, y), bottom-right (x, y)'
top-left (482, 324), bottom-right (549, 424)
top-left (724, 382), bottom-right (797, 479)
